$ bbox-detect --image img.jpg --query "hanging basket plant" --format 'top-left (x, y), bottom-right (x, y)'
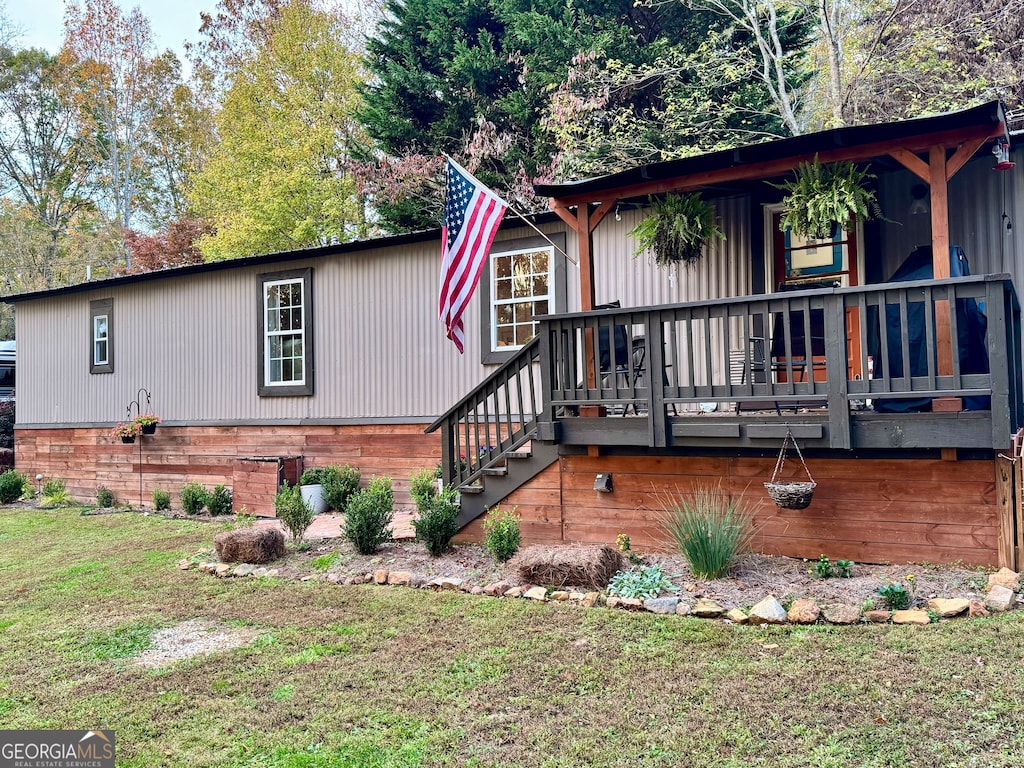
top-left (630, 192), bottom-right (725, 268)
top-left (772, 156), bottom-right (882, 240)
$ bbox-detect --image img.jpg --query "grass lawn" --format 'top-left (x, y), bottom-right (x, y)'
top-left (1, 508), bottom-right (1023, 767)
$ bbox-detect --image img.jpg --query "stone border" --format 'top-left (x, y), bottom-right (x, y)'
top-left (179, 561), bottom-right (1022, 626)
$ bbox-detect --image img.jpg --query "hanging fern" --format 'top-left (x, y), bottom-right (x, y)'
top-left (772, 157), bottom-right (882, 240)
top-left (630, 192), bottom-right (725, 268)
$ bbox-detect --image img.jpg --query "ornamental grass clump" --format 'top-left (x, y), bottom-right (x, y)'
top-left (343, 477), bottom-right (394, 555)
top-left (659, 483), bottom-right (757, 579)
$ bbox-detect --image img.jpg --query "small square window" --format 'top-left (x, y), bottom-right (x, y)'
top-left (89, 298), bottom-right (113, 374)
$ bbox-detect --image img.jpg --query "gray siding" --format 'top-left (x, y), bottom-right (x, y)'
top-left (17, 221), bottom-right (578, 426)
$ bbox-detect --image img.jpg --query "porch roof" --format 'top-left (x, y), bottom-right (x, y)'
top-left (535, 101), bottom-right (1009, 204)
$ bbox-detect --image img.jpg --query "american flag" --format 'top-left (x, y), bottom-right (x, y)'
top-left (439, 156), bottom-right (507, 353)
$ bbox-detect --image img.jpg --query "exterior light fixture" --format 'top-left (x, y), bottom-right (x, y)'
top-left (992, 139), bottom-right (1015, 171)
top-left (594, 473), bottom-right (613, 492)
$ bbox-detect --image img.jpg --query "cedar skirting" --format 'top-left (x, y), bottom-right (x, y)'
top-left (458, 453), bottom-right (1001, 567)
top-left (15, 424), bottom-right (440, 515)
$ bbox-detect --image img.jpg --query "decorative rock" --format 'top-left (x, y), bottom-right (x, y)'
top-left (606, 596), bottom-right (621, 609)
top-left (987, 567), bottom-right (1020, 592)
top-left (864, 610), bottom-right (892, 623)
top-left (550, 591), bottom-right (570, 601)
top-left (439, 577), bottom-right (463, 591)
top-left (177, 559), bottom-right (193, 570)
top-left (581, 592), bottom-right (600, 608)
top-left (300, 575), bottom-right (317, 582)
top-left (926, 597), bottom-right (969, 618)
top-left (373, 569), bottom-right (389, 585)
top-left (252, 567), bottom-right (269, 578)
top-left (969, 600), bottom-right (990, 618)
top-left (821, 604), bottom-right (862, 625)
top-left (524, 586), bottom-right (549, 601)
top-left (470, 586), bottom-right (484, 595)
top-left (892, 609), bottom-right (931, 625)
top-left (483, 580), bottom-right (510, 596)
top-left (232, 564), bottom-right (256, 578)
top-left (387, 571), bottom-right (412, 586)
top-left (214, 564), bottom-right (232, 578)
top-left (692, 599), bottom-right (725, 618)
top-left (199, 562), bottom-right (217, 574)
top-left (725, 608), bottom-right (747, 624)
top-left (643, 596), bottom-right (680, 615)
top-left (568, 592), bottom-right (585, 602)
top-left (264, 569), bottom-right (280, 578)
top-left (985, 584), bottom-right (1015, 612)
top-left (748, 595), bottom-right (788, 625)
top-left (787, 598), bottom-right (821, 624)
top-left (363, 573), bottom-right (374, 584)
top-left (675, 602), bottom-right (691, 616)
top-left (504, 586), bottom-right (524, 598)
top-left (620, 597), bottom-right (643, 611)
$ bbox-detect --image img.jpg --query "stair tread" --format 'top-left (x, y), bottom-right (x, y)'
top-left (459, 484), bottom-right (485, 494)
top-left (506, 451), bottom-right (533, 459)
top-left (482, 467), bottom-right (508, 476)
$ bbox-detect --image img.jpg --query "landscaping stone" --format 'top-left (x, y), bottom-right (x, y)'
top-left (439, 577), bottom-right (463, 591)
top-left (504, 586), bottom-right (524, 598)
top-left (524, 586), bottom-right (549, 602)
top-left (265, 569), bottom-right (280, 578)
top-left (987, 567), bottom-right (1020, 592)
top-left (692, 599), bottom-right (725, 618)
top-left (550, 591), bottom-right (570, 601)
top-left (725, 608), bottom-right (747, 624)
top-left (969, 600), bottom-right (990, 618)
top-left (581, 592), bottom-right (600, 608)
top-left (252, 567), bottom-right (268, 578)
top-left (748, 595), bottom-right (788, 625)
top-left (643, 597), bottom-right (680, 615)
top-left (620, 597), bottom-right (643, 611)
top-left (483, 580), bottom-right (510, 596)
top-left (177, 559), bottom-right (192, 570)
top-left (821, 604), bottom-right (862, 625)
top-left (471, 586), bottom-right (484, 595)
top-left (568, 592), bottom-right (585, 602)
top-left (864, 610), bottom-right (892, 623)
top-left (892, 609), bottom-right (931, 625)
top-left (787, 598), bottom-right (820, 624)
top-left (985, 585), bottom-right (1015, 612)
top-left (363, 573), bottom-right (374, 584)
top-left (387, 571), bottom-right (412, 586)
top-left (606, 596), bottom-right (621, 609)
top-left (232, 564), bottom-right (256, 578)
top-left (325, 573), bottom-right (340, 584)
top-left (675, 602), bottom-right (692, 616)
top-left (198, 562), bottom-right (216, 574)
top-left (213, 527), bottom-right (286, 564)
top-left (373, 569), bottom-right (389, 585)
top-left (927, 598), bottom-right (969, 618)
top-left (214, 564), bottom-right (232, 578)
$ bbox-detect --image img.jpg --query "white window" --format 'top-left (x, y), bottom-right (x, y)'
top-left (490, 245), bottom-right (553, 352)
top-left (259, 268), bottom-right (313, 396)
top-left (89, 298), bottom-right (113, 374)
top-left (93, 315), bottom-right (109, 365)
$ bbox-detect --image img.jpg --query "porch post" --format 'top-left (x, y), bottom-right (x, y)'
top-left (928, 146), bottom-right (954, 378)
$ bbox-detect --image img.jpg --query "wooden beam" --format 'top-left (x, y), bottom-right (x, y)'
top-left (590, 199), bottom-right (617, 232)
top-left (550, 201), bottom-right (579, 230)
top-left (888, 149), bottom-right (931, 183)
top-left (945, 136), bottom-right (989, 181)
top-left (549, 123), bottom-right (1004, 207)
top-left (996, 455), bottom-right (1016, 569)
top-left (929, 145), bottom-right (954, 385)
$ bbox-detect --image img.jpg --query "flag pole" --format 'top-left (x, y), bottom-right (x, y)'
top-left (505, 207), bottom-right (577, 265)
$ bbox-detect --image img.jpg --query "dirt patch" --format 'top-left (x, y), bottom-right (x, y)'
top-left (249, 538), bottom-right (993, 608)
top-left (134, 619), bottom-right (260, 668)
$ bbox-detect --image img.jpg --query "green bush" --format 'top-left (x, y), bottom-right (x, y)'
top-left (0, 469), bottom-right (26, 503)
top-left (96, 485), bottom-right (115, 507)
top-left (410, 467), bottom-right (438, 512)
top-left (275, 482), bottom-right (314, 542)
top-left (659, 483), bottom-right (756, 579)
top-left (206, 485), bottom-right (233, 516)
top-left (608, 564), bottom-right (679, 599)
top-left (322, 464), bottom-right (360, 512)
top-left (0, 401), bottom-right (14, 450)
top-left (180, 482), bottom-right (207, 515)
top-left (40, 478), bottom-right (71, 509)
top-left (343, 477), bottom-right (394, 555)
top-left (300, 466), bottom-right (329, 485)
top-left (412, 487), bottom-right (460, 556)
top-left (152, 488), bottom-right (171, 511)
top-left (483, 507), bottom-right (521, 562)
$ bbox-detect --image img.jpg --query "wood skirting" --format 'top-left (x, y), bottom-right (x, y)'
top-left (458, 453), bottom-right (1002, 567)
top-left (15, 424), bottom-right (441, 515)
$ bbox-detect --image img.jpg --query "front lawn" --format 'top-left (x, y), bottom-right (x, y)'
top-left (1, 508), bottom-right (1022, 767)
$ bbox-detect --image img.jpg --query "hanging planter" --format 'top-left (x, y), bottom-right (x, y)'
top-left (133, 414), bottom-right (160, 435)
top-left (772, 156), bottom-right (882, 240)
top-left (121, 435), bottom-right (136, 444)
top-left (630, 192), bottom-right (725, 268)
top-left (764, 429), bottom-right (816, 510)
top-left (111, 421), bottom-right (141, 444)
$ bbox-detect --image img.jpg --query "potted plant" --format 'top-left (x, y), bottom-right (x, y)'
top-left (299, 466), bottom-right (330, 515)
top-left (772, 156), bottom-right (882, 239)
top-left (133, 413), bottom-right (161, 435)
top-left (630, 192), bottom-right (725, 267)
top-left (111, 421), bottom-right (141, 444)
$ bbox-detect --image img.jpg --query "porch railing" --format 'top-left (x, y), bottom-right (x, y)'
top-left (541, 274), bottom-right (1022, 449)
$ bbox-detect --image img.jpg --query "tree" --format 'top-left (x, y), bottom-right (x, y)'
top-left (190, 1), bottom-right (368, 260)
top-left (0, 47), bottom-right (96, 286)
top-left (124, 218), bottom-right (210, 273)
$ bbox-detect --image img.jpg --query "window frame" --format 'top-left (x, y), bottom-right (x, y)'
top-left (257, 267), bottom-right (314, 397)
top-left (89, 298), bottom-right (113, 374)
top-left (479, 233), bottom-right (567, 365)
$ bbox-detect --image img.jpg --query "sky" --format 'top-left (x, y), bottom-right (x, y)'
top-left (4, 0), bottom-right (219, 65)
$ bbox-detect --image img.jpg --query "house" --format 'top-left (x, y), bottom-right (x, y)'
top-left (6, 101), bottom-right (1024, 568)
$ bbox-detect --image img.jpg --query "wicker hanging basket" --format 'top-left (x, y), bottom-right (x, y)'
top-left (764, 428), bottom-right (816, 509)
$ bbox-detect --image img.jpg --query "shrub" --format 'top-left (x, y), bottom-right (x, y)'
top-left (659, 483), bottom-right (756, 579)
top-left (483, 507), bottom-right (521, 562)
top-left (96, 485), bottom-right (115, 507)
top-left (180, 481), bottom-right (207, 515)
top-left (409, 467), bottom-right (438, 512)
top-left (152, 488), bottom-right (171, 511)
top-left (275, 482), bottom-right (314, 542)
top-left (412, 487), bottom-right (460, 556)
top-left (343, 477), bottom-right (394, 555)
top-left (322, 464), bottom-right (360, 512)
top-left (0, 401), bottom-right (14, 450)
top-left (206, 485), bottom-right (233, 516)
top-left (0, 469), bottom-right (26, 503)
top-left (300, 466), bottom-right (329, 485)
top-left (41, 477), bottom-right (71, 508)
top-left (608, 564), bottom-right (679, 599)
